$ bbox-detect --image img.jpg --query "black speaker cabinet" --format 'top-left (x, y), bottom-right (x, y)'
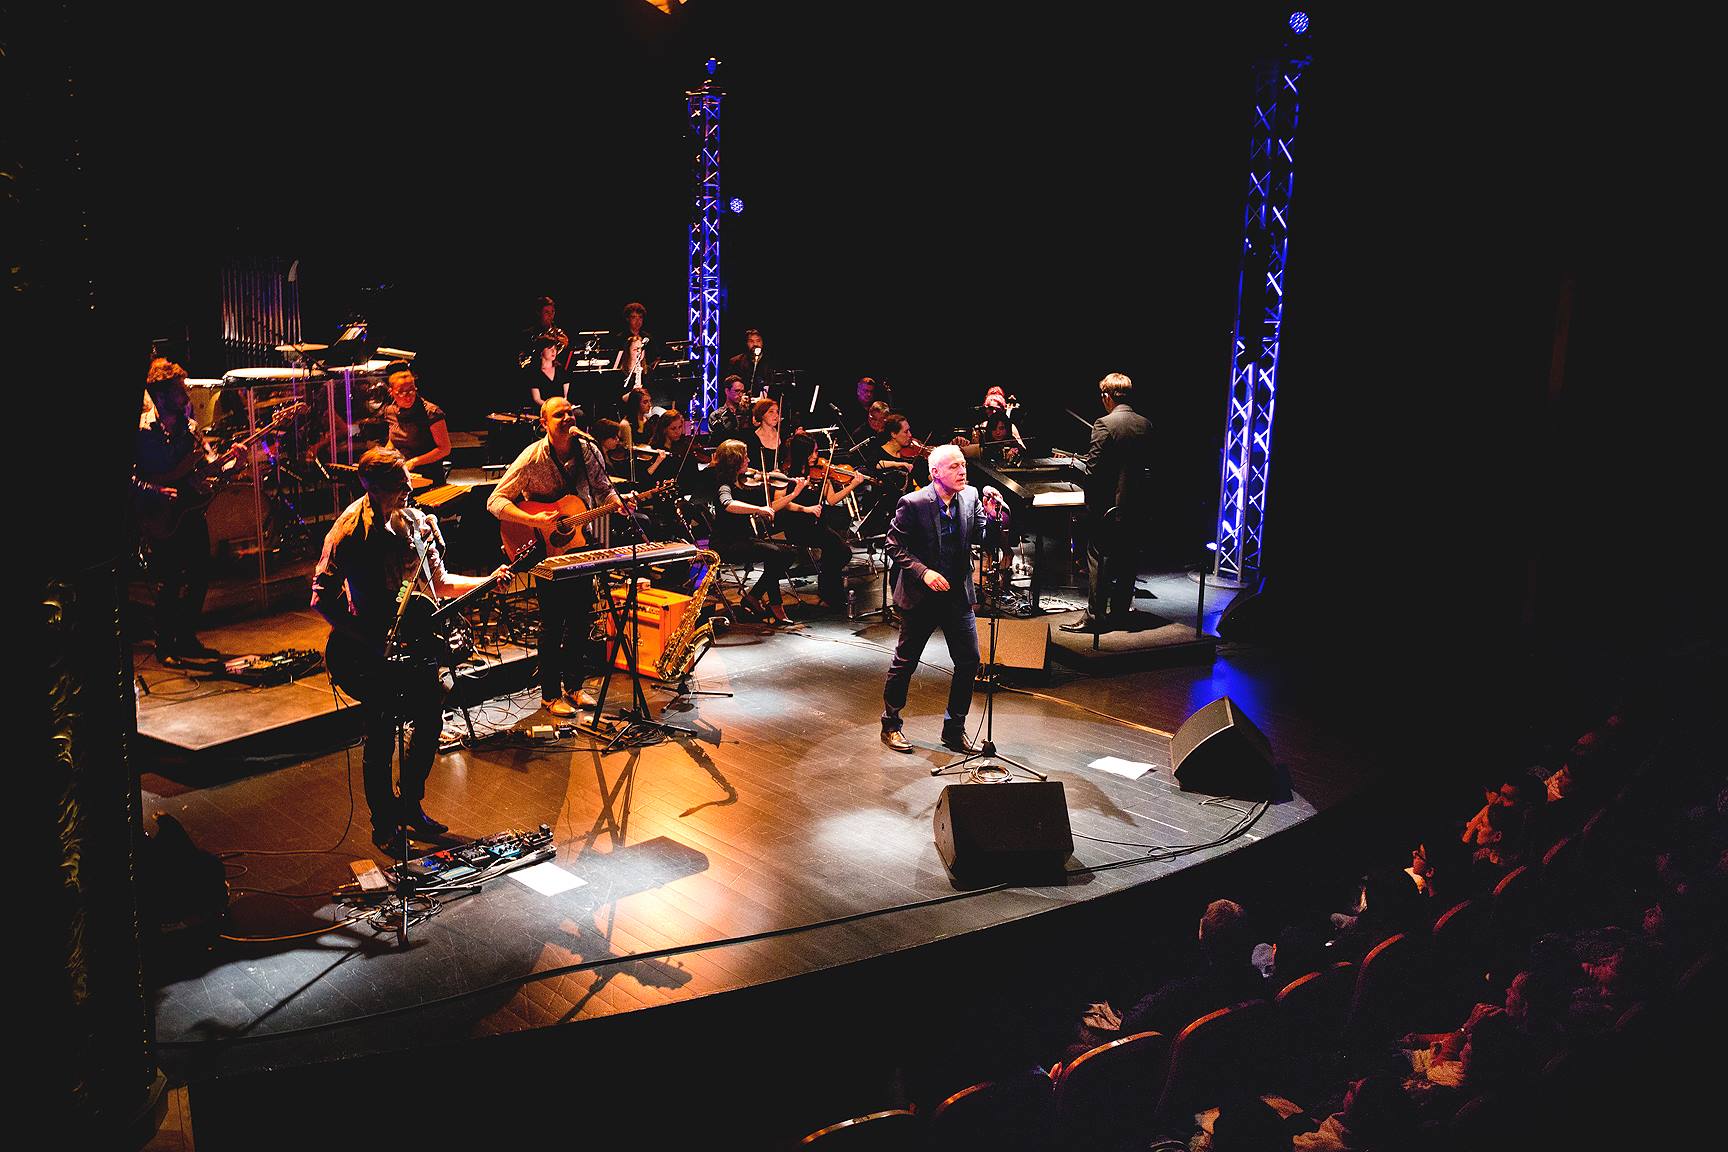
top-left (1170, 696), bottom-right (1275, 799)
top-left (933, 781), bottom-right (1073, 882)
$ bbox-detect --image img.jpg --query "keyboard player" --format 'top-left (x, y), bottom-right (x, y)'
top-left (488, 397), bottom-right (634, 717)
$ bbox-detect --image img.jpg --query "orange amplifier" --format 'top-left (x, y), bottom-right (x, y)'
top-left (604, 584), bottom-right (693, 675)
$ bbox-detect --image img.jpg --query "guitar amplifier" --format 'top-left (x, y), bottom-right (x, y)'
top-left (604, 585), bottom-right (693, 676)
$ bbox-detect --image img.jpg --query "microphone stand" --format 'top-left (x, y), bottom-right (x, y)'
top-left (586, 504), bottom-right (693, 753)
top-left (933, 499), bottom-right (1044, 783)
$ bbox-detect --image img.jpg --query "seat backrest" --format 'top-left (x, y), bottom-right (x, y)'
top-left (1053, 1030), bottom-right (1169, 1149)
top-left (1274, 961), bottom-right (1355, 1055)
top-left (931, 1070), bottom-right (1056, 1152)
top-left (800, 1108), bottom-right (924, 1149)
top-left (1345, 932), bottom-right (1427, 1046)
top-left (1155, 999), bottom-right (1273, 1122)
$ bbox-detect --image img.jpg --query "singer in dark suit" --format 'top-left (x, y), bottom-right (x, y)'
top-left (880, 444), bottom-right (1008, 754)
top-left (1063, 371), bottom-right (1154, 633)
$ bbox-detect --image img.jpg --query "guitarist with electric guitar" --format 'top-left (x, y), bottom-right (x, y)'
top-left (487, 397), bottom-right (638, 719)
top-left (134, 360), bottom-right (306, 664)
top-left (313, 447), bottom-right (516, 854)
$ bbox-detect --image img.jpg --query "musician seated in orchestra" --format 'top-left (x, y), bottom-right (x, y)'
top-left (488, 397), bottom-right (632, 717)
top-left (380, 362), bottom-right (451, 477)
top-left (621, 385), bottom-right (660, 447)
top-left (645, 409), bottom-right (706, 487)
top-left (747, 396), bottom-right (787, 476)
top-left (707, 374), bottom-right (751, 440)
top-left (518, 294), bottom-right (559, 366)
top-left (875, 413), bottom-right (928, 485)
top-left (526, 327), bottom-right (575, 407)
top-left (845, 400), bottom-right (892, 460)
top-left (312, 447), bottom-right (507, 853)
top-left (134, 358), bottom-right (222, 663)
top-left (611, 301), bottom-right (661, 388)
top-left (956, 411), bottom-right (1024, 466)
top-left (777, 432), bottom-right (867, 614)
top-left (706, 439), bottom-right (805, 627)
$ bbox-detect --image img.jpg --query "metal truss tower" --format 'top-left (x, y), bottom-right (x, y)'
top-left (1213, 48), bottom-right (1310, 586)
top-left (686, 71), bottom-right (723, 427)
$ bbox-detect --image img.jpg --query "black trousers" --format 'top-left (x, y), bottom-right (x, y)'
top-left (538, 575), bottom-right (603, 701)
top-left (148, 512), bottom-right (210, 646)
top-left (716, 536), bottom-right (799, 605)
top-left (1086, 524), bottom-right (1142, 620)
top-left (881, 591), bottom-right (979, 732)
top-left (781, 515), bottom-right (853, 606)
top-left (357, 661), bottom-right (452, 837)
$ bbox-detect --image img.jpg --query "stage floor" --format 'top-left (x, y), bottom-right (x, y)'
top-left (142, 583), bottom-right (1379, 1085)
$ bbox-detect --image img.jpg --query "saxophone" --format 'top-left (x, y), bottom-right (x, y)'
top-left (656, 548), bottom-right (721, 682)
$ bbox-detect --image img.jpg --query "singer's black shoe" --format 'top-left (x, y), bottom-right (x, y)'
top-left (941, 729), bottom-right (984, 755)
top-left (881, 729), bottom-right (914, 754)
top-left (1058, 615), bottom-right (1106, 634)
top-left (399, 807), bottom-right (449, 838)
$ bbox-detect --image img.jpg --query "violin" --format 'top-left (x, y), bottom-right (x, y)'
top-left (809, 458), bottom-right (872, 486)
top-left (739, 467), bottom-right (797, 489)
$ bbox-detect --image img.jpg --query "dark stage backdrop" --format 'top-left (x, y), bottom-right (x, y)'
top-left (110, 1), bottom-right (1706, 697)
top-left (119, 1), bottom-right (1290, 567)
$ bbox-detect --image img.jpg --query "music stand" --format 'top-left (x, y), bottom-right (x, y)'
top-left (932, 533), bottom-right (1045, 783)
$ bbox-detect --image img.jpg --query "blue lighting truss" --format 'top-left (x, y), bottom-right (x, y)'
top-left (1213, 50), bottom-right (1309, 587)
top-left (686, 79), bottom-right (724, 428)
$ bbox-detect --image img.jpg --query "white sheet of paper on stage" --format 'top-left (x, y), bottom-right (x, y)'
top-left (509, 862), bottom-right (588, 895)
top-left (1089, 755), bottom-right (1157, 780)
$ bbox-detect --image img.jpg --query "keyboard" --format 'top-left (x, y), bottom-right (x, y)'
top-left (531, 540), bottom-right (699, 580)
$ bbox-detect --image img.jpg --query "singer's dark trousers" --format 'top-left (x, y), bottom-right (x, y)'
top-left (881, 591), bottom-right (979, 734)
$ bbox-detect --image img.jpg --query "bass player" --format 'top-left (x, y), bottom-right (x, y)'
top-left (312, 447), bottom-right (509, 854)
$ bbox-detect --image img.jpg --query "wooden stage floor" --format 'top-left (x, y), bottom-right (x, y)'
top-left (143, 595), bottom-right (1380, 1088)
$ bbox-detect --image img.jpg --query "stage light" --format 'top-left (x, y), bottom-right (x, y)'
top-left (729, 197), bottom-right (745, 214)
top-left (706, 57), bottom-right (720, 77)
top-left (1289, 11), bottom-right (1310, 35)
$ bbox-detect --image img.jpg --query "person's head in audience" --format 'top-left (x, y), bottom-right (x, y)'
top-left (1197, 898), bottom-right (1254, 967)
top-left (1209, 1095), bottom-right (1290, 1152)
top-left (1358, 867), bottom-right (1423, 929)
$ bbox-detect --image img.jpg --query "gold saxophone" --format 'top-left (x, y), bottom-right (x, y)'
top-left (656, 548), bottom-right (721, 682)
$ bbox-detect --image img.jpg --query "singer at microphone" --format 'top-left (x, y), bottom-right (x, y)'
top-left (726, 328), bottom-right (774, 395)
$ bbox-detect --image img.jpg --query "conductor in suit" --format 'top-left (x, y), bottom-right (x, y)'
top-left (880, 444), bottom-right (1009, 754)
top-left (1062, 371), bottom-right (1154, 633)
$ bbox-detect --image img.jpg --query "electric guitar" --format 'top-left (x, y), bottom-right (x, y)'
top-left (136, 402), bottom-right (309, 540)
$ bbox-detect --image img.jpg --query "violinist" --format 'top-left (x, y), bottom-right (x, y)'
top-left (644, 409), bottom-right (706, 487)
top-left (848, 400), bottom-right (892, 460)
top-left (706, 439), bottom-right (804, 626)
top-left (778, 432), bottom-right (867, 613)
top-left (957, 411), bottom-right (1024, 466)
top-left (874, 413), bottom-right (928, 490)
top-left (747, 395), bottom-right (785, 477)
top-left (622, 384), bottom-right (659, 444)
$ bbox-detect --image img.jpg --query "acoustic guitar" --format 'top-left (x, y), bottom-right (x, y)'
top-left (497, 480), bottom-right (674, 559)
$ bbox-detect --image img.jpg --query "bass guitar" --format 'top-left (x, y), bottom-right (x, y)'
top-left (326, 537), bottom-right (541, 701)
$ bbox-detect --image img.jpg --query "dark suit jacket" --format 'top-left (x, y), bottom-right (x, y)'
top-left (727, 350), bottom-right (777, 391)
top-left (1080, 401), bottom-right (1154, 524)
top-left (885, 484), bottom-right (1001, 610)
